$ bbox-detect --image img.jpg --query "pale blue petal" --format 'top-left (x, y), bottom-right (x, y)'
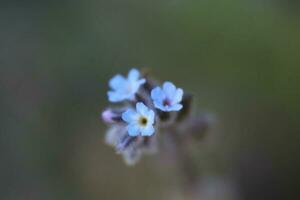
top-left (169, 104), bottom-right (183, 111)
top-left (147, 110), bottom-right (155, 124)
top-left (137, 78), bottom-right (146, 85)
top-left (163, 82), bottom-right (176, 98)
top-left (128, 84), bottom-right (140, 96)
top-left (153, 101), bottom-right (166, 111)
top-left (127, 123), bottom-right (140, 136)
top-left (122, 109), bottom-right (139, 123)
top-left (108, 91), bottom-right (123, 102)
top-left (128, 68), bottom-right (140, 81)
top-left (172, 88), bottom-right (183, 104)
top-left (136, 102), bottom-right (148, 116)
top-left (141, 125), bottom-right (155, 136)
top-left (109, 75), bottom-right (126, 90)
top-left (151, 87), bottom-right (165, 101)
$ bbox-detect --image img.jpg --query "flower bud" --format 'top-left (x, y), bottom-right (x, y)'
top-left (101, 109), bottom-right (123, 123)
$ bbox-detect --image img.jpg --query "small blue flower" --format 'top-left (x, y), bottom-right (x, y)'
top-left (107, 69), bottom-right (146, 102)
top-left (151, 81), bottom-right (183, 112)
top-left (122, 102), bottom-right (155, 136)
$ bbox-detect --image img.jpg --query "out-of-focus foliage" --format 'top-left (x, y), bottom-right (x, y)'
top-left (0, 0), bottom-right (299, 199)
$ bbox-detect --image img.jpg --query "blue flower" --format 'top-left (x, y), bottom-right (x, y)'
top-left (122, 102), bottom-right (155, 136)
top-left (151, 81), bottom-right (183, 112)
top-left (108, 69), bottom-right (146, 102)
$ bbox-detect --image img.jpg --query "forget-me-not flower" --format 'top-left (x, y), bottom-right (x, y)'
top-left (108, 69), bottom-right (146, 102)
top-left (102, 69), bottom-right (213, 165)
top-left (151, 81), bottom-right (183, 112)
top-left (122, 102), bottom-right (155, 136)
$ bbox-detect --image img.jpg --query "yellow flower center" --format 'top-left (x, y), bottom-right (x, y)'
top-left (139, 117), bottom-right (148, 126)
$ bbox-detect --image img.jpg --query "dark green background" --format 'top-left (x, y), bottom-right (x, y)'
top-left (1, 0), bottom-right (299, 199)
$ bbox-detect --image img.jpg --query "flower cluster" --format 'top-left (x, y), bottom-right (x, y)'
top-left (102, 68), bottom-right (210, 165)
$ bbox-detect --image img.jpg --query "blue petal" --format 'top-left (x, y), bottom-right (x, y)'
top-left (137, 78), bottom-right (146, 85)
top-left (141, 125), bottom-right (155, 136)
top-left (128, 68), bottom-right (140, 81)
top-left (147, 110), bottom-right (155, 124)
top-left (136, 102), bottom-right (148, 116)
top-left (169, 104), bottom-right (183, 111)
top-left (122, 109), bottom-right (139, 123)
top-left (151, 87), bottom-right (165, 101)
top-left (163, 82), bottom-right (176, 98)
top-left (153, 101), bottom-right (166, 111)
top-left (172, 88), bottom-right (183, 103)
top-left (108, 91), bottom-right (123, 102)
top-left (127, 123), bottom-right (140, 136)
top-left (109, 75), bottom-right (126, 90)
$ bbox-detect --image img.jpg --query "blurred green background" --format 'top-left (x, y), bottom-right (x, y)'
top-left (1, 0), bottom-right (299, 199)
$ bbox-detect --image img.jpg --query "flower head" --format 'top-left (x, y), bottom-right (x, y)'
top-left (122, 102), bottom-right (155, 136)
top-left (151, 81), bottom-right (183, 112)
top-left (108, 69), bottom-right (146, 102)
top-left (102, 68), bottom-right (211, 166)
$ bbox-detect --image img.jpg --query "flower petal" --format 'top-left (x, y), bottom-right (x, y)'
top-left (147, 110), bottom-right (155, 124)
top-left (153, 101), bottom-right (166, 111)
top-left (141, 125), bottom-right (155, 136)
top-left (169, 104), bottom-right (183, 111)
top-left (128, 68), bottom-right (140, 81)
top-left (127, 123), bottom-right (140, 136)
top-left (109, 75), bottom-right (126, 90)
top-left (108, 91), bottom-right (123, 102)
top-left (122, 109), bottom-right (139, 123)
top-left (172, 88), bottom-right (183, 104)
top-left (136, 102), bottom-right (148, 116)
top-left (163, 81), bottom-right (176, 98)
top-left (151, 87), bottom-right (164, 101)
top-left (137, 78), bottom-right (146, 85)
